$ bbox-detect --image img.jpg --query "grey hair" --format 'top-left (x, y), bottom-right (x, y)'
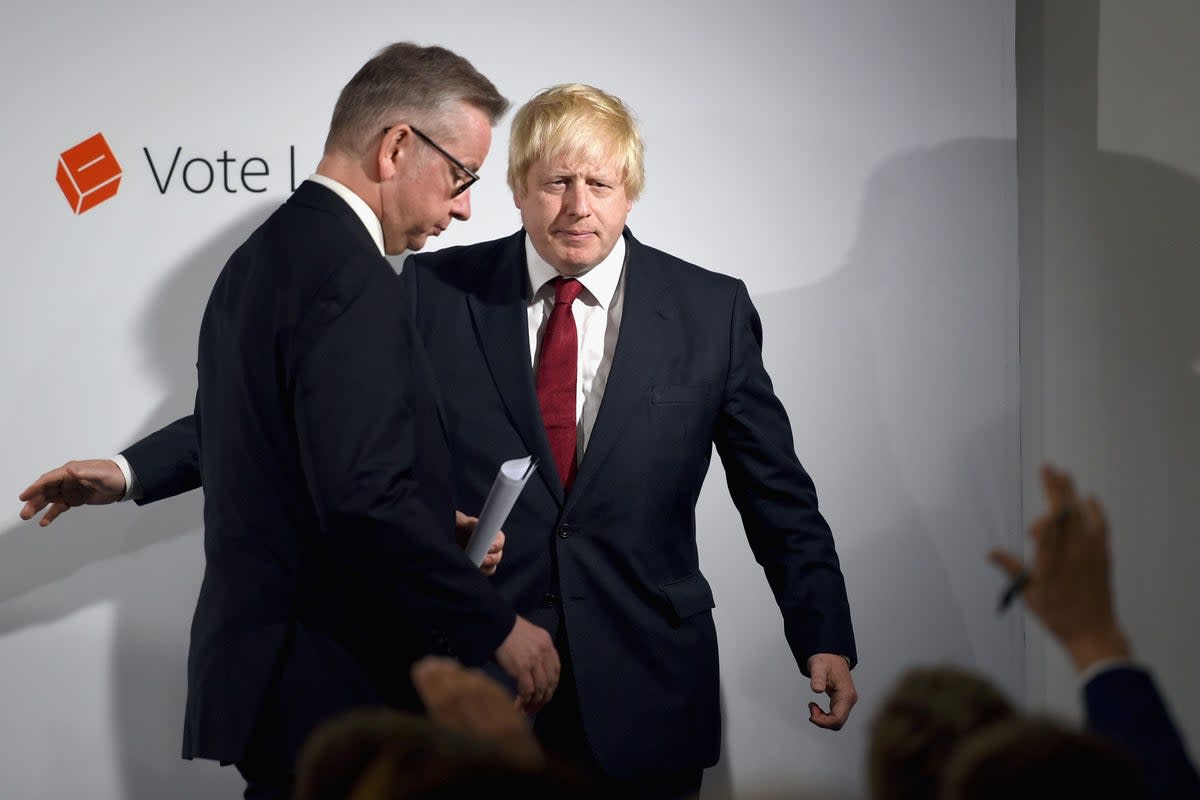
top-left (324, 42), bottom-right (508, 156)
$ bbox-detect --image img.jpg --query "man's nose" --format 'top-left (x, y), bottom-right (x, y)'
top-left (564, 183), bottom-right (591, 217)
top-left (451, 188), bottom-right (471, 221)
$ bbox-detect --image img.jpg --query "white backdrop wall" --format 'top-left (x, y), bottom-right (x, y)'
top-left (0, 2), bottom-right (1019, 798)
top-left (1018, 0), bottom-right (1200, 760)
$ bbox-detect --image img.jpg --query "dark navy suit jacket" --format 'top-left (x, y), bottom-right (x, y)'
top-left (400, 229), bottom-right (856, 779)
top-left (1084, 666), bottom-right (1200, 799)
top-left (129, 181), bottom-right (515, 767)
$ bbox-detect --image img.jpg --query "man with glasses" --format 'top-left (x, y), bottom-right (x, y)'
top-left (19, 43), bottom-right (559, 800)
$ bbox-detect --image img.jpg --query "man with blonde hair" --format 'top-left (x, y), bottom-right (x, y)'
top-left (400, 83), bottom-right (858, 797)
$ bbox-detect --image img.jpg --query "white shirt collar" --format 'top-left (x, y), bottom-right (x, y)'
top-left (305, 174), bottom-right (386, 256)
top-left (524, 232), bottom-right (627, 308)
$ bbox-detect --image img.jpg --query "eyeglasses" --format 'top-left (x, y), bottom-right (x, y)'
top-left (408, 125), bottom-right (480, 197)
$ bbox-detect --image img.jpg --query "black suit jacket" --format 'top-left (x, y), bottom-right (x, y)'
top-left (1084, 666), bottom-right (1200, 799)
top-left (147, 181), bottom-right (515, 766)
top-left (401, 229), bottom-right (856, 779)
top-left (122, 225), bottom-right (856, 779)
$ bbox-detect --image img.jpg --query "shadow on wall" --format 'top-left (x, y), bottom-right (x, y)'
top-left (711, 122), bottom-right (1200, 795)
top-left (704, 13), bottom-right (1200, 786)
top-left (1019, 0), bottom-right (1200, 750)
top-left (0, 202), bottom-right (274, 799)
top-left (699, 135), bottom-right (1023, 799)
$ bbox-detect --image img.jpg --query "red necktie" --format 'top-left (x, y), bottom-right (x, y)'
top-left (536, 277), bottom-right (584, 490)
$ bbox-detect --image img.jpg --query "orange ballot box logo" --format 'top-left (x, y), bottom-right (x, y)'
top-left (56, 133), bottom-right (123, 214)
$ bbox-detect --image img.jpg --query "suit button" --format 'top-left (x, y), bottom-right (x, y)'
top-left (542, 593), bottom-right (560, 608)
top-left (557, 523), bottom-right (572, 539)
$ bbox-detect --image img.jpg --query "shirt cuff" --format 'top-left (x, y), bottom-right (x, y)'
top-left (111, 454), bottom-right (142, 502)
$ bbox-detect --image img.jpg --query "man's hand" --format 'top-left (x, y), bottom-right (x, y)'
top-left (455, 510), bottom-right (504, 576)
top-left (807, 652), bottom-right (858, 730)
top-left (410, 655), bottom-right (543, 767)
top-left (493, 616), bottom-right (559, 714)
top-left (989, 462), bottom-right (1130, 672)
top-left (18, 459), bottom-right (127, 526)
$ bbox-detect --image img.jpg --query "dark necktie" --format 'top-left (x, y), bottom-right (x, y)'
top-left (536, 276), bottom-right (584, 490)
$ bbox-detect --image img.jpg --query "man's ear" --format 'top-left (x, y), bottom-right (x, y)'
top-left (512, 170), bottom-right (529, 209)
top-left (376, 125), bottom-right (409, 182)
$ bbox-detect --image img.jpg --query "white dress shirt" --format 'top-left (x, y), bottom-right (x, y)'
top-left (524, 233), bottom-right (627, 465)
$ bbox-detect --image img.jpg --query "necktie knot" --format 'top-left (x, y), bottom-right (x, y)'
top-left (551, 276), bottom-right (584, 306)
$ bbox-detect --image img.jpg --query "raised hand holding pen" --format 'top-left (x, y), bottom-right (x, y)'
top-left (989, 463), bottom-right (1131, 671)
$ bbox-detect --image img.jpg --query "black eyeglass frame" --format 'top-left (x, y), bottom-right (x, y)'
top-left (405, 125), bottom-right (480, 197)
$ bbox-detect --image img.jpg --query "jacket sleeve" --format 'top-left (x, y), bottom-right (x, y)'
top-left (121, 414), bottom-right (201, 505)
top-left (1084, 666), bottom-right (1200, 800)
top-left (712, 280), bottom-right (857, 674)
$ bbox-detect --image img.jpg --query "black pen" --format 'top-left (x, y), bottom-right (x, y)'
top-left (997, 570), bottom-right (1030, 612)
top-left (997, 508), bottom-right (1072, 613)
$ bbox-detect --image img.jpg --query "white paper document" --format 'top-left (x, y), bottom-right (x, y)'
top-left (464, 455), bottom-right (538, 567)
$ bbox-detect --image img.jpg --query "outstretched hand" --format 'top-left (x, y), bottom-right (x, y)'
top-left (18, 459), bottom-right (127, 526)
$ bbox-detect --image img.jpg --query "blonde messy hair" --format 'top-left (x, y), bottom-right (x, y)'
top-left (507, 84), bottom-right (645, 201)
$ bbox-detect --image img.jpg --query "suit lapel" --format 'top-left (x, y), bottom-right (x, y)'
top-left (466, 232), bottom-right (565, 505)
top-left (567, 231), bottom-right (672, 509)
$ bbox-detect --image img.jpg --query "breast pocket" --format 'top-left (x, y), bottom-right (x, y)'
top-left (651, 384), bottom-right (712, 446)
